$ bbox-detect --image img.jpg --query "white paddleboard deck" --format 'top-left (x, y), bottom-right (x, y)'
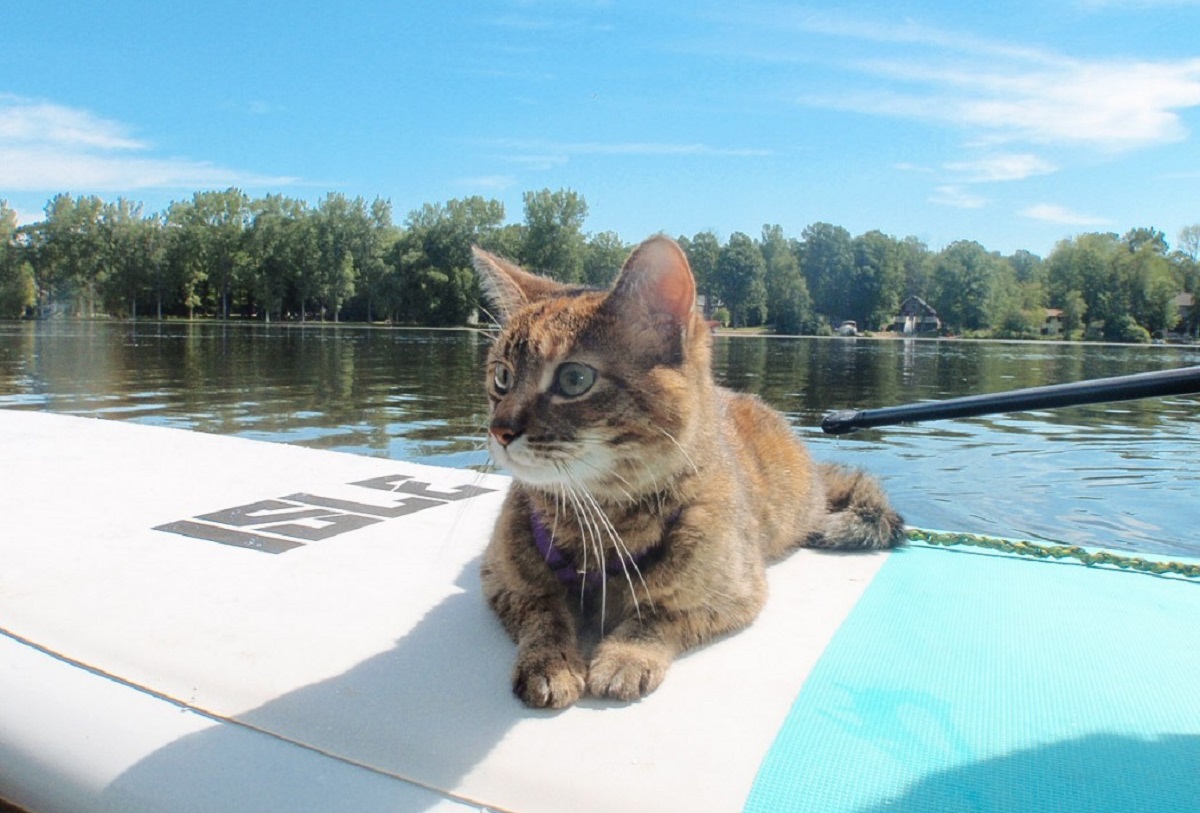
top-left (0, 410), bottom-right (887, 813)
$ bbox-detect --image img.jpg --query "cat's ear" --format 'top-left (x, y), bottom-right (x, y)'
top-left (471, 247), bottom-right (569, 325)
top-left (610, 235), bottom-right (696, 324)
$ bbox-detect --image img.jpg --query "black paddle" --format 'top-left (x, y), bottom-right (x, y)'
top-left (821, 365), bottom-right (1200, 435)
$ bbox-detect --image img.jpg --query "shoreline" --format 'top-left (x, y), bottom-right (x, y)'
top-left (2, 317), bottom-right (1197, 350)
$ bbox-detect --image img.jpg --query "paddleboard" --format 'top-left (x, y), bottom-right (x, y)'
top-left (1, 409), bottom-right (1197, 812)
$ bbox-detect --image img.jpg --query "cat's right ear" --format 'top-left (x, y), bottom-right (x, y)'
top-left (471, 247), bottom-right (566, 325)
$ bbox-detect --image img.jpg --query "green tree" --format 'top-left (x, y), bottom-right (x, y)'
top-left (760, 225), bottom-right (814, 334)
top-left (582, 231), bottom-right (627, 287)
top-left (323, 252), bottom-right (356, 322)
top-left (406, 196), bottom-right (507, 271)
top-left (1008, 249), bottom-right (1044, 285)
top-left (98, 199), bottom-right (163, 319)
top-left (202, 188), bottom-right (250, 318)
top-left (245, 195), bottom-right (307, 321)
top-left (681, 230), bottom-right (721, 317)
top-left (1046, 233), bottom-right (1116, 328)
top-left (1177, 224), bottom-right (1200, 262)
top-left (490, 223), bottom-right (526, 263)
top-left (988, 262), bottom-right (1043, 339)
top-left (0, 201), bottom-right (35, 318)
top-left (930, 241), bottom-right (1010, 332)
top-left (850, 230), bottom-right (904, 330)
top-left (164, 200), bottom-right (204, 318)
top-left (14, 186), bottom-right (1195, 337)
top-left (800, 222), bottom-right (854, 323)
top-left (392, 196), bottom-right (507, 325)
top-left (165, 189), bottom-right (250, 318)
top-left (390, 239), bottom-right (476, 326)
top-left (1061, 290), bottom-right (1086, 337)
top-left (1118, 242), bottom-right (1178, 334)
top-left (1122, 226), bottom-right (1168, 256)
top-left (1172, 225), bottom-right (1199, 336)
top-left (1044, 231), bottom-right (1174, 339)
top-left (352, 198), bottom-right (397, 322)
top-left (28, 194), bottom-right (106, 315)
top-left (0, 258), bottom-right (35, 318)
top-left (716, 232), bottom-right (766, 327)
top-left (520, 188), bottom-right (588, 282)
top-left (312, 193), bottom-right (397, 321)
top-left (898, 236), bottom-right (934, 298)
top-left (288, 211), bottom-right (322, 322)
top-left (1106, 314), bottom-right (1152, 343)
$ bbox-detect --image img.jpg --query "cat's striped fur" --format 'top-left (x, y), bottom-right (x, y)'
top-left (472, 235), bottom-right (903, 709)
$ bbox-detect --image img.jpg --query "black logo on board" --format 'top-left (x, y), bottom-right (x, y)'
top-left (154, 474), bottom-right (496, 554)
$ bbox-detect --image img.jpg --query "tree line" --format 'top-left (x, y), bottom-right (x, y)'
top-left (1, 189), bottom-right (1197, 341)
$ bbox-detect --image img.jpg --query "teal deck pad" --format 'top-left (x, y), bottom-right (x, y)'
top-left (745, 544), bottom-right (1200, 812)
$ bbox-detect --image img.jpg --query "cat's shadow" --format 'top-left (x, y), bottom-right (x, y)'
top-left (102, 556), bottom-right (560, 811)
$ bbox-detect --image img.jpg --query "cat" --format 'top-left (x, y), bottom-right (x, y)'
top-left (471, 235), bottom-right (903, 709)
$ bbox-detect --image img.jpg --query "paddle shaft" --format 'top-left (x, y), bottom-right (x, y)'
top-left (821, 365), bottom-right (1200, 435)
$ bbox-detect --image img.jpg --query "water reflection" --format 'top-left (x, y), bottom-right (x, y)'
top-left (0, 322), bottom-right (493, 465)
top-left (1, 323), bottom-right (1198, 554)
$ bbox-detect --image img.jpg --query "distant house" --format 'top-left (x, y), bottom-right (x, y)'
top-left (1043, 308), bottom-right (1064, 337)
top-left (892, 296), bottom-right (940, 334)
top-left (1174, 293), bottom-right (1195, 333)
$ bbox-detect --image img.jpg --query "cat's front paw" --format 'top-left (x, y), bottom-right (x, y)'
top-left (587, 641), bottom-right (671, 701)
top-left (513, 647), bottom-right (587, 709)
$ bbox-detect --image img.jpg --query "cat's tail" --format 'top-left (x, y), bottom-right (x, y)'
top-left (810, 463), bottom-right (905, 550)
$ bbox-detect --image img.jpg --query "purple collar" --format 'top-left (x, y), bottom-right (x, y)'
top-left (530, 508), bottom-right (679, 589)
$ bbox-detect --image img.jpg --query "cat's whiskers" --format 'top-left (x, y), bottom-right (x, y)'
top-left (533, 447), bottom-right (658, 623)
top-left (567, 443), bottom-right (637, 504)
top-left (658, 428), bottom-right (700, 476)
top-left (559, 475), bottom-right (607, 620)
top-left (614, 453), bottom-right (676, 516)
top-left (553, 482), bottom-right (566, 545)
top-left (572, 477), bottom-right (649, 620)
top-left (575, 439), bottom-right (690, 532)
top-left (472, 305), bottom-right (504, 333)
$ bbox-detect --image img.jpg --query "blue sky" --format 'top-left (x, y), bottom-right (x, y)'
top-left (3, 0), bottom-right (1199, 256)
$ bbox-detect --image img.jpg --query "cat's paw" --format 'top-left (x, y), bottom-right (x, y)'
top-left (587, 641), bottom-right (670, 701)
top-left (513, 648), bottom-right (587, 709)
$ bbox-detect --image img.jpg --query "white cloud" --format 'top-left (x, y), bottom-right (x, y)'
top-left (0, 94), bottom-right (145, 150)
top-left (498, 152), bottom-right (571, 171)
top-left (786, 13), bottom-right (1054, 65)
top-left (785, 16), bottom-right (1200, 152)
top-left (929, 185), bottom-right (988, 209)
top-left (487, 138), bottom-right (773, 158)
top-left (244, 100), bottom-right (283, 116)
top-left (893, 162), bottom-right (935, 173)
top-left (943, 153), bottom-right (1058, 182)
top-left (455, 174), bottom-right (518, 190)
top-left (477, 138), bottom-right (773, 174)
top-left (1019, 203), bottom-right (1111, 225)
top-left (0, 146), bottom-right (299, 191)
top-left (0, 95), bottom-right (300, 192)
top-left (1078, 0), bottom-right (1200, 8)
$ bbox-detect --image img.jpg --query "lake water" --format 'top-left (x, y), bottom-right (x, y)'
top-left (2, 321), bottom-right (1198, 556)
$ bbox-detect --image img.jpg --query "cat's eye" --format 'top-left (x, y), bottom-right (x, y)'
top-left (553, 362), bottom-right (597, 398)
top-left (493, 364), bottom-right (513, 395)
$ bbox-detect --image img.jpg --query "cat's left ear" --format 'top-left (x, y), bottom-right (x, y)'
top-left (610, 235), bottom-right (696, 325)
top-left (471, 247), bottom-right (569, 325)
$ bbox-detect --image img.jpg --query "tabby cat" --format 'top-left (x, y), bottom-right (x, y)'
top-left (471, 235), bottom-right (903, 709)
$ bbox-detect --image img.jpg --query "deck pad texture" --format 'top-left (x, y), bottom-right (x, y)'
top-left (746, 543), bottom-right (1200, 812)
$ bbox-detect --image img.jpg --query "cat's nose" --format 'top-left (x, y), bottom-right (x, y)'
top-left (489, 424), bottom-right (522, 447)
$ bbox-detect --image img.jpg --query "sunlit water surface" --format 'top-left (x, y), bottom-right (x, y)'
top-left (2, 321), bottom-right (1197, 556)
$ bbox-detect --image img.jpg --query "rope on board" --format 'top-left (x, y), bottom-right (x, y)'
top-left (905, 528), bottom-right (1200, 579)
